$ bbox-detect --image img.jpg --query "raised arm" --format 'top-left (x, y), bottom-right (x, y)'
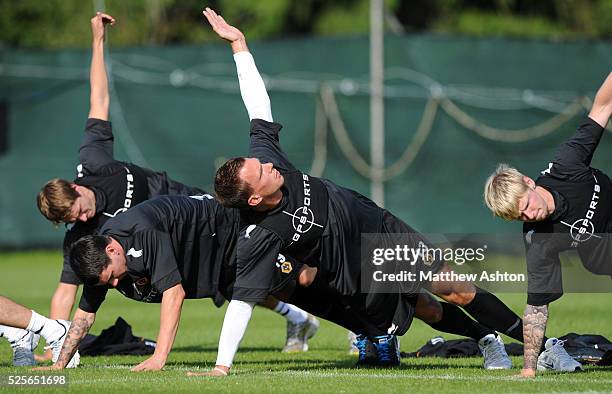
top-left (131, 283), bottom-right (186, 372)
top-left (203, 7), bottom-right (272, 122)
top-left (547, 72), bottom-right (612, 172)
top-left (589, 71), bottom-right (612, 128)
top-left (88, 12), bottom-right (115, 121)
top-left (78, 13), bottom-right (117, 173)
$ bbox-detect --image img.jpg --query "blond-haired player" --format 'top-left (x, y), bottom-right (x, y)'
top-left (484, 71), bottom-right (612, 377)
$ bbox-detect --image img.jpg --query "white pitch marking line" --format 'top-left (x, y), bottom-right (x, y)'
top-left (267, 370), bottom-right (612, 385)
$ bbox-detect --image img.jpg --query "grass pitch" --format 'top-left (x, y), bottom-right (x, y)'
top-left (0, 250), bottom-right (611, 393)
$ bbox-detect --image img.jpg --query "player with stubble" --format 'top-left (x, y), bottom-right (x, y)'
top-left (33, 195), bottom-right (507, 372)
top-left (34, 12), bottom-right (318, 359)
top-left (484, 71), bottom-right (612, 377)
top-left (195, 7), bottom-right (531, 377)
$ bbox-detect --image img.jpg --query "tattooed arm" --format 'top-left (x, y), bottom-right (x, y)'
top-left (519, 304), bottom-right (548, 378)
top-left (57, 309), bottom-right (95, 367)
top-left (34, 308), bottom-right (95, 370)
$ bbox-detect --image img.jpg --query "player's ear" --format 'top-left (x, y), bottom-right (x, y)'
top-left (104, 243), bottom-right (114, 257)
top-left (105, 242), bottom-right (120, 258)
top-left (523, 176), bottom-right (536, 190)
top-left (72, 184), bottom-right (85, 195)
top-left (248, 194), bottom-right (262, 207)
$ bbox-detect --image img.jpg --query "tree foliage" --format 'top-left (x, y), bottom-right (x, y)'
top-left (0, 0), bottom-right (611, 49)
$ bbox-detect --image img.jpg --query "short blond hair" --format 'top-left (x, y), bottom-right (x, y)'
top-left (483, 164), bottom-right (529, 221)
top-left (37, 179), bottom-right (79, 224)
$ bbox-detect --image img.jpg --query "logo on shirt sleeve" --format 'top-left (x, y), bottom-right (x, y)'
top-left (127, 248), bottom-right (143, 258)
top-left (76, 163), bottom-right (84, 178)
top-left (525, 230), bottom-right (535, 245)
top-left (245, 225), bottom-right (257, 239)
top-left (190, 194), bottom-right (214, 200)
top-left (275, 253), bottom-right (293, 274)
top-left (541, 162), bottom-right (553, 176)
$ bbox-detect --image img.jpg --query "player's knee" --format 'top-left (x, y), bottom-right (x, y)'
top-left (298, 265), bottom-right (317, 287)
top-left (415, 293), bottom-right (443, 323)
top-left (442, 291), bottom-right (474, 306)
top-left (428, 302), bottom-right (443, 323)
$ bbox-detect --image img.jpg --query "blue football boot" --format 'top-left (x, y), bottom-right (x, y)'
top-left (354, 334), bottom-right (377, 367)
top-left (372, 335), bottom-right (401, 367)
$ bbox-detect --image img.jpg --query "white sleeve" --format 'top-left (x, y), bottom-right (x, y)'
top-left (233, 51), bottom-right (273, 122)
top-left (215, 299), bottom-right (255, 367)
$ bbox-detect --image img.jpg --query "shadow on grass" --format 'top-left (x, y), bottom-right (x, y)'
top-left (282, 361), bottom-right (478, 371)
top-left (172, 346), bottom-right (281, 353)
top-left (162, 358), bottom-right (479, 371)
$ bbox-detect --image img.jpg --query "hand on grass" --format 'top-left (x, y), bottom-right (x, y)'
top-left (34, 349), bottom-right (53, 362)
top-left (131, 355), bottom-right (166, 372)
top-left (32, 364), bottom-right (63, 371)
top-left (515, 368), bottom-right (536, 379)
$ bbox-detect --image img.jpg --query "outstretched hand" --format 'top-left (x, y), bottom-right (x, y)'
top-left (91, 12), bottom-right (115, 42)
top-left (202, 7), bottom-right (244, 43)
top-left (130, 355), bottom-right (166, 372)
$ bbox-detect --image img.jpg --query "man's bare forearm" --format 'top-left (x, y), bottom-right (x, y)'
top-left (154, 284), bottom-right (185, 359)
top-left (522, 304), bottom-right (548, 372)
top-left (230, 38), bottom-right (248, 54)
top-left (590, 72), bottom-right (612, 127)
top-left (55, 310), bottom-right (95, 368)
top-left (88, 38), bottom-right (109, 120)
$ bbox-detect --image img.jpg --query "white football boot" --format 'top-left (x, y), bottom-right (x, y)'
top-left (537, 338), bottom-right (583, 372)
top-left (8, 329), bottom-right (39, 367)
top-left (478, 333), bottom-right (512, 370)
top-left (45, 320), bottom-right (80, 368)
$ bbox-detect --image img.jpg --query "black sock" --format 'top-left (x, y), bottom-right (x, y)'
top-left (428, 302), bottom-right (493, 340)
top-left (463, 288), bottom-right (524, 342)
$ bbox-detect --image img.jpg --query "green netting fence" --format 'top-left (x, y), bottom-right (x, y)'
top-left (1, 34), bottom-right (611, 248)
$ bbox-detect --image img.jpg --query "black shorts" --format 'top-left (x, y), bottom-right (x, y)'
top-left (284, 210), bottom-right (441, 337)
top-left (287, 279), bottom-right (378, 336)
top-left (364, 210), bottom-right (444, 294)
top-left (272, 254), bottom-right (418, 337)
top-left (287, 279), bottom-right (419, 337)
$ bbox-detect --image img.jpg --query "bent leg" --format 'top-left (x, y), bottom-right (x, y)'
top-left (415, 291), bottom-right (493, 340)
top-left (0, 296), bottom-right (32, 328)
top-left (428, 263), bottom-right (523, 342)
top-left (259, 295), bottom-right (317, 353)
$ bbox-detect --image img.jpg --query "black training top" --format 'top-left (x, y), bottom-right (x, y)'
top-left (524, 117), bottom-right (612, 306)
top-left (78, 195), bottom-right (240, 313)
top-left (231, 119), bottom-right (384, 303)
top-left (61, 119), bottom-right (206, 284)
